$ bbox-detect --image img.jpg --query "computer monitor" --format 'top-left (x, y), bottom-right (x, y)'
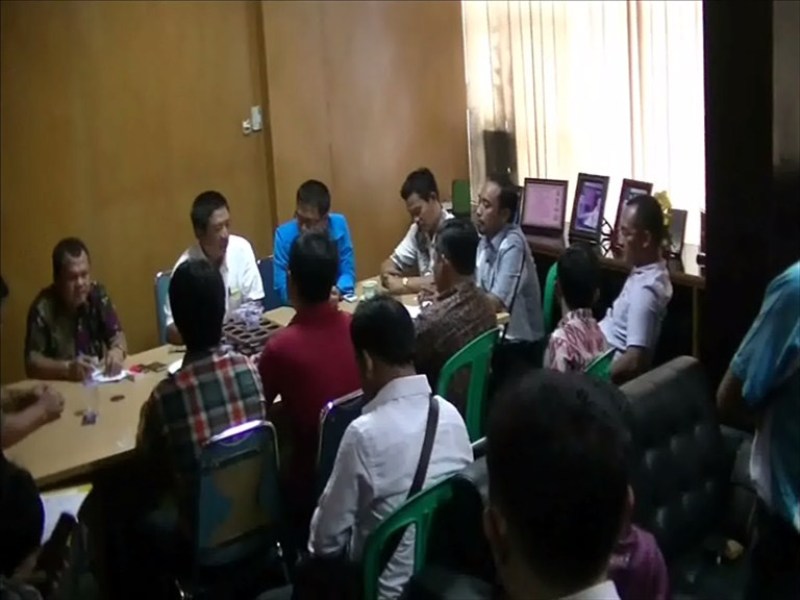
top-left (669, 208), bottom-right (688, 256)
top-left (613, 179), bottom-right (654, 234)
top-left (520, 177), bottom-right (569, 237)
top-left (569, 173), bottom-right (610, 243)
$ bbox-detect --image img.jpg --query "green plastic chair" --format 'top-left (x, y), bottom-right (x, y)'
top-left (584, 348), bottom-right (615, 381)
top-left (542, 262), bottom-right (559, 334)
top-left (436, 328), bottom-right (501, 442)
top-left (451, 179), bottom-right (472, 217)
top-left (361, 476), bottom-right (456, 600)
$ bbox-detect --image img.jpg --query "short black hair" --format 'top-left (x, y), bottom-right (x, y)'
top-left (435, 219), bottom-right (479, 276)
top-left (191, 190), bottom-right (229, 233)
top-left (351, 295), bottom-right (415, 366)
top-left (557, 243), bottom-right (600, 310)
top-left (0, 275), bottom-right (8, 301)
top-left (627, 194), bottom-right (666, 244)
top-left (400, 167), bottom-right (439, 202)
top-left (487, 174), bottom-right (521, 223)
top-left (296, 180), bottom-right (331, 216)
top-left (52, 237), bottom-right (90, 282)
top-left (0, 461), bottom-right (44, 577)
top-left (289, 231), bottom-right (339, 303)
top-left (487, 370), bottom-right (630, 592)
top-left (169, 259), bottom-right (225, 351)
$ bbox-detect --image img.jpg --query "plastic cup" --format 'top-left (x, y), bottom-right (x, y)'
top-left (362, 280), bottom-right (378, 300)
top-left (83, 380), bottom-right (100, 423)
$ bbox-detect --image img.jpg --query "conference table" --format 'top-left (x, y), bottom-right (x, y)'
top-left (5, 279), bottom-right (508, 489)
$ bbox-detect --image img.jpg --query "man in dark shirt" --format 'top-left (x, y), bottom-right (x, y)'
top-left (258, 232), bottom-right (361, 532)
top-left (415, 219), bottom-right (496, 414)
top-left (25, 238), bottom-right (126, 381)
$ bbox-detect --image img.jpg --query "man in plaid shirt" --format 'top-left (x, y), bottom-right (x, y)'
top-left (137, 258), bottom-right (266, 515)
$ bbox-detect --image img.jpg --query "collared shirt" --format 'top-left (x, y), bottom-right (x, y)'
top-left (137, 348), bottom-right (266, 507)
top-left (545, 309), bottom-right (608, 373)
top-left (731, 261), bottom-right (800, 532)
top-left (415, 280), bottom-right (497, 414)
top-left (600, 261), bottom-right (673, 353)
top-left (559, 580), bottom-right (620, 600)
top-left (309, 375), bottom-right (472, 600)
top-left (476, 224), bottom-right (544, 342)
top-left (164, 234), bottom-right (264, 327)
top-left (258, 302), bottom-right (361, 504)
top-left (391, 210), bottom-right (453, 276)
top-left (25, 282), bottom-right (123, 361)
top-left (273, 213), bottom-right (356, 306)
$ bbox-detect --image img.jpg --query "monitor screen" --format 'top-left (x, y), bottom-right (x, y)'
top-left (573, 180), bottom-right (607, 233)
top-left (669, 208), bottom-right (688, 254)
top-left (614, 179), bottom-right (654, 232)
top-left (521, 179), bottom-right (567, 231)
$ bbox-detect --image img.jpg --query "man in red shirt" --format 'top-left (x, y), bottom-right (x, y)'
top-left (258, 231), bottom-right (361, 535)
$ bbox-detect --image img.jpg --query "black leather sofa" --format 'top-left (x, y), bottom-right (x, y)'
top-left (410, 357), bottom-right (756, 600)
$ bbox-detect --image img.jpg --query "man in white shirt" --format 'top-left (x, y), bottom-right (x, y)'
top-left (164, 191), bottom-right (264, 345)
top-left (484, 370), bottom-right (628, 600)
top-left (308, 295), bottom-right (472, 599)
top-left (380, 167), bottom-right (453, 295)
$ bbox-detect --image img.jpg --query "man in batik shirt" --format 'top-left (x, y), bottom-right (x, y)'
top-left (25, 238), bottom-right (126, 382)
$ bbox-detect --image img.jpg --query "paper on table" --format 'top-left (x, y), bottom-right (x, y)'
top-left (40, 485), bottom-right (92, 543)
top-left (403, 304), bottom-right (421, 319)
top-left (90, 369), bottom-right (129, 384)
top-left (167, 359), bottom-right (182, 375)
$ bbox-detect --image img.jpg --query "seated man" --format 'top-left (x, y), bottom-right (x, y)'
top-left (380, 167), bottom-right (452, 295)
top-left (308, 296), bottom-right (472, 599)
top-left (25, 238), bottom-right (127, 382)
top-left (485, 370), bottom-right (634, 600)
top-left (165, 191), bottom-right (264, 345)
top-left (273, 179), bottom-right (355, 305)
top-left (544, 244), bottom-right (608, 372)
top-left (717, 260), bottom-right (800, 600)
top-left (476, 175), bottom-right (544, 345)
top-left (138, 258), bottom-right (266, 520)
top-left (259, 232), bottom-right (361, 530)
top-left (1, 276), bottom-right (65, 450)
top-left (600, 195), bottom-right (672, 383)
top-left (415, 219), bottom-right (496, 414)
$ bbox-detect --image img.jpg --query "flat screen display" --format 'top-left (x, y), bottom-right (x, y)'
top-left (573, 180), bottom-right (607, 233)
top-left (521, 179), bottom-right (568, 231)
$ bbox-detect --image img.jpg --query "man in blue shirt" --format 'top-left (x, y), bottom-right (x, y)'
top-left (273, 180), bottom-right (356, 305)
top-left (717, 261), bottom-right (800, 600)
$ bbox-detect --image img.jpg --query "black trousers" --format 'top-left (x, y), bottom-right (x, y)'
top-left (744, 499), bottom-right (800, 600)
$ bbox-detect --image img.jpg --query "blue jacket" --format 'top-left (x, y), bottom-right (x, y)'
top-left (273, 213), bottom-right (356, 305)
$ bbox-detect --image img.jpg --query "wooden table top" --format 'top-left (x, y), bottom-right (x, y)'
top-left (6, 278), bottom-right (508, 488)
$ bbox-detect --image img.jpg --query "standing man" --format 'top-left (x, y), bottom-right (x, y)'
top-left (25, 238), bottom-right (127, 381)
top-left (475, 175), bottom-right (544, 348)
top-left (273, 179), bottom-right (356, 306)
top-left (600, 195), bottom-right (673, 383)
top-left (380, 167), bottom-right (452, 295)
top-left (717, 261), bottom-right (800, 600)
top-left (164, 191), bottom-right (264, 345)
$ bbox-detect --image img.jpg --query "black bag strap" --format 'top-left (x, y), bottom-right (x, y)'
top-left (378, 393), bottom-right (440, 571)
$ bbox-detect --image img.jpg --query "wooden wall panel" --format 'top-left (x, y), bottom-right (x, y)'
top-left (262, 0), bottom-right (469, 277)
top-left (1, 1), bottom-right (274, 383)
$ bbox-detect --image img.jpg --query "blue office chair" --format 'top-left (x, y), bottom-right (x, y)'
top-left (154, 270), bottom-right (172, 345)
top-left (257, 257), bottom-right (282, 311)
top-left (175, 420), bottom-right (289, 598)
top-left (315, 389), bottom-right (367, 499)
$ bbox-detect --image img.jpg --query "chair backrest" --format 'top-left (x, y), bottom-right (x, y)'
top-left (542, 261), bottom-right (559, 334)
top-left (436, 328), bottom-right (500, 442)
top-left (451, 179), bottom-right (472, 217)
top-left (257, 257), bottom-right (282, 311)
top-left (316, 389), bottom-right (367, 498)
top-left (196, 420), bottom-right (282, 568)
top-left (584, 347), bottom-right (615, 381)
top-left (154, 270), bottom-right (172, 345)
top-left (361, 476), bottom-right (458, 600)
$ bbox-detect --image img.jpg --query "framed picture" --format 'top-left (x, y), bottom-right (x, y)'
top-left (520, 177), bottom-right (569, 238)
top-left (613, 178), bottom-right (654, 235)
top-left (668, 208), bottom-right (688, 256)
top-left (569, 173), bottom-right (610, 243)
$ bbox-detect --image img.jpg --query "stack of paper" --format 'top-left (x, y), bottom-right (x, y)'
top-left (40, 485), bottom-right (92, 542)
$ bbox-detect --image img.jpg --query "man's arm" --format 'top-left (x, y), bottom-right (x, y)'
top-left (273, 227), bottom-right (291, 306)
top-left (1, 386), bottom-right (64, 449)
top-left (483, 241), bottom-right (525, 313)
top-left (610, 347), bottom-right (650, 384)
top-left (380, 224), bottom-right (425, 293)
top-left (257, 340), bottom-right (280, 409)
top-left (24, 304), bottom-right (89, 381)
top-left (610, 286), bottom-right (661, 384)
top-left (165, 324), bottom-right (183, 346)
top-left (335, 218), bottom-right (356, 296)
top-left (240, 239), bottom-right (266, 303)
top-left (308, 425), bottom-right (370, 556)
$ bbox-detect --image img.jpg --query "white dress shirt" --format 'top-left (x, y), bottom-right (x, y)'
top-left (164, 234), bottom-right (264, 327)
top-left (390, 211), bottom-right (454, 277)
top-left (308, 374), bottom-right (472, 599)
top-left (559, 580), bottom-right (620, 600)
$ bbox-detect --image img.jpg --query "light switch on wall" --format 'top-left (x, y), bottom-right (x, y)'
top-left (250, 106), bottom-right (263, 132)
